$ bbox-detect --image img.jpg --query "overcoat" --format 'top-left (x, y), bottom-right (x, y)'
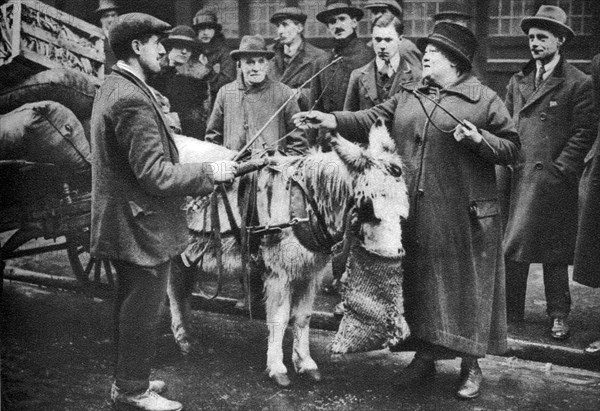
top-left (573, 54), bottom-right (600, 287)
top-left (310, 35), bottom-right (375, 114)
top-left (204, 75), bottom-right (307, 155)
top-left (268, 39), bottom-right (327, 110)
top-left (343, 57), bottom-right (421, 111)
top-left (502, 58), bottom-right (596, 264)
top-left (90, 66), bottom-right (215, 267)
top-left (334, 75), bottom-right (520, 356)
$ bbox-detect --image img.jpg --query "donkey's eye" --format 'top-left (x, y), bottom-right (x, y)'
top-left (385, 163), bottom-right (403, 177)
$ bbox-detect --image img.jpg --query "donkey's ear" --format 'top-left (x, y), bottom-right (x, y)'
top-left (332, 132), bottom-right (371, 172)
top-left (368, 117), bottom-right (396, 155)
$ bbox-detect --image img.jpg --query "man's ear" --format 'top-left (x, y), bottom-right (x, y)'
top-left (557, 36), bottom-right (565, 47)
top-left (131, 39), bottom-right (142, 56)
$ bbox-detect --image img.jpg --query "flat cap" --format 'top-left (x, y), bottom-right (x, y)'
top-left (364, 1), bottom-right (402, 17)
top-left (108, 13), bottom-right (171, 53)
top-left (270, 7), bottom-right (308, 25)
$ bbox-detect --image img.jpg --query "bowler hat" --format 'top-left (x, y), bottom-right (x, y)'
top-left (316, 0), bottom-right (364, 24)
top-left (230, 35), bottom-right (275, 61)
top-left (364, 0), bottom-right (402, 17)
top-left (108, 13), bottom-right (172, 54)
top-left (96, 0), bottom-right (119, 14)
top-left (521, 5), bottom-right (574, 42)
top-left (270, 7), bottom-right (308, 25)
top-left (433, 1), bottom-right (472, 21)
top-left (193, 10), bottom-right (222, 31)
top-left (417, 22), bottom-right (477, 69)
top-left (162, 25), bottom-right (202, 52)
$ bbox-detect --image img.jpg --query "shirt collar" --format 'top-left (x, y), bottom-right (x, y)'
top-left (536, 53), bottom-right (561, 79)
top-left (283, 38), bottom-right (303, 59)
top-left (375, 53), bottom-right (400, 75)
top-left (116, 61), bottom-right (147, 85)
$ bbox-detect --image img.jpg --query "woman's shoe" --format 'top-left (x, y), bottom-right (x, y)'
top-left (456, 358), bottom-right (482, 400)
top-left (584, 339), bottom-right (600, 356)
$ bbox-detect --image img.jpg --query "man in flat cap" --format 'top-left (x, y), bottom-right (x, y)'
top-left (96, 0), bottom-right (120, 74)
top-left (268, 6), bottom-right (327, 110)
top-left (502, 5), bottom-right (597, 340)
top-left (310, 0), bottom-right (374, 125)
top-left (92, 12), bottom-right (237, 411)
top-left (364, 0), bottom-right (422, 71)
top-left (192, 9), bottom-right (237, 106)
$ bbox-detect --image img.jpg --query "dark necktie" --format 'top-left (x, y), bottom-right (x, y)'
top-left (535, 65), bottom-right (546, 90)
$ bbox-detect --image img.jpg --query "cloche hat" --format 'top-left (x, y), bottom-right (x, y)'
top-left (417, 22), bottom-right (477, 70)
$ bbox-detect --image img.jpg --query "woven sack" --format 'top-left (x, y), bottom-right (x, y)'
top-left (330, 243), bottom-right (410, 354)
top-left (0, 101), bottom-right (90, 172)
top-left (0, 68), bottom-right (97, 120)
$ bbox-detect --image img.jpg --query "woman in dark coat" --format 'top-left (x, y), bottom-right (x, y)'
top-left (293, 23), bottom-right (520, 400)
top-left (573, 53), bottom-right (600, 356)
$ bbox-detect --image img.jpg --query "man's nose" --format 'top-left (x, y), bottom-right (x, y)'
top-left (157, 43), bottom-right (166, 54)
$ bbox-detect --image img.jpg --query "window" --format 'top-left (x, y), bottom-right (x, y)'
top-left (489, 0), bottom-right (595, 36)
top-left (199, 0), bottom-right (239, 38)
top-left (403, 1), bottom-right (442, 37)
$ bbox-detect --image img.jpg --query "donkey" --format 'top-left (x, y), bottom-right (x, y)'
top-left (171, 118), bottom-right (409, 387)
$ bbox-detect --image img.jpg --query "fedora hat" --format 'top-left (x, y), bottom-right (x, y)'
top-left (316, 0), bottom-right (364, 24)
top-left (193, 10), bottom-right (222, 31)
top-left (108, 13), bottom-right (171, 54)
top-left (521, 5), bottom-right (574, 42)
top-left (364, 0), bottom-right (402, 17)
top-left (96, 0), bottom-right (119, 14)
top-left (230, 35), bottom-right (275, 61)
top-left (270, 6), bottom-right (307, 25)
top-left (433, 1), bottom-right (472, 21)
top-left (162, 25), bottom-right (202, 52)
top-left (417, 22), bottom-right (477, 69)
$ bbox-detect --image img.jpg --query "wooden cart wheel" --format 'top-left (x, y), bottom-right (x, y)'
top-left (66, 232), bottom-right (115, 299)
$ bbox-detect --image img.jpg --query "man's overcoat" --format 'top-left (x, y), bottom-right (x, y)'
top-left (269, 39), bottom-right (327, 110)
top-left (502, 59), bottom-right (596, 264)
top-left (343, 57), bottom-right (421, 111)
top-left (90, 66), bottom-right (214, 267)
top-left (334, 76), bottom-right (520, 356)
top-left (204, 76), bottom-right (307, 154)
top-left (574, 54), bottom-right (600, 287)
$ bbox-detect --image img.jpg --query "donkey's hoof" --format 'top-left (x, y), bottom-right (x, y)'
top-left (270, 372), bottom-right (292, 388)
top-left (301, 369), bottom-right (322, 382)
top-left (175, 337), bottom-right (193, 356)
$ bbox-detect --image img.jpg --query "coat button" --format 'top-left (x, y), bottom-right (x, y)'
top-left (540, 112), bottom-right (547, 121)
top-left (418, 189), bottom-right (425, 197)
top-left (243, 123), bottom-right (249, 130)
top-left (534, 162), bottom-right (544, 170)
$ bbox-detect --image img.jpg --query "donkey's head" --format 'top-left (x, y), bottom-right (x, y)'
top-left (332, 118), bottom-right (408, 257)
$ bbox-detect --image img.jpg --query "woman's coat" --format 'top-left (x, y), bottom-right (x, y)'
top-left (334, 76), bottom-right (520, 356)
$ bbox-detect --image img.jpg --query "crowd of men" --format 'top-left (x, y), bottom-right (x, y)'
top-left (91, 1), bottom-right (599, 410)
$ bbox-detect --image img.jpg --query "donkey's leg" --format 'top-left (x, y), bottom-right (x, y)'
top-left (264, 272), bottom-right (292, 387)
top-left (291, 276), bottom-right (321, 382)
top-left (167, 256), bottom-right (196, 355)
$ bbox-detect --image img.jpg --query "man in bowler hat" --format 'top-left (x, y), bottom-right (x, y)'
top-left (92, 12), bottom-right (237, 410)
top-left (502, 5), bottom-right (597, 340)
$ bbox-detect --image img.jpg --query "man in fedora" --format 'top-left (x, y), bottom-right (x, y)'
top-left (96, 0), bottom-right (120, 74)
top-left (310, 0), bottom-right (374, 125)
top-left (268, 6), bottom-right (327, 110)
top-left (151, 25), bottom-right (212, 139)
top-left (502, 5), bottom-right (597, 340)
top-left (364, 0), bottom-right (422, 71)
top-left (192, 9), bottom-right (236, 105)
top-left (92, 12), bottom-right (236, 411)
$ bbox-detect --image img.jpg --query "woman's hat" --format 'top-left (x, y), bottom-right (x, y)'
top-left (521, 5), bottom-right (574, 42)
top-left (96, 0), bottom-right (119, 14)
top-left (230, 35), bottom-right (275, 61)
top-left (417, 22), bottom-right (477, 69)
top-left (270, 6), bottom-right (308, 25)
top-left (162, 25), bottom-right (202, 52)
top-left (433, 1), bottom-right (472, 22)
top-left (193, 10), bottom-right (222, 31)
top-left (316, 0), bottom-right (364, 24)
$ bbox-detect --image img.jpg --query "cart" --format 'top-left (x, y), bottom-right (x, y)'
top-left (0, 159), bottom-right (114, 298)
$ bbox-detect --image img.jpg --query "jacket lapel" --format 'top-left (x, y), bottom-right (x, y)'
top-left (360, 62), bottom-right (379, 105)
top-left (112, 66), bottom-right (179, 162)
top-left (520, 70), bottom-right (565, 113)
